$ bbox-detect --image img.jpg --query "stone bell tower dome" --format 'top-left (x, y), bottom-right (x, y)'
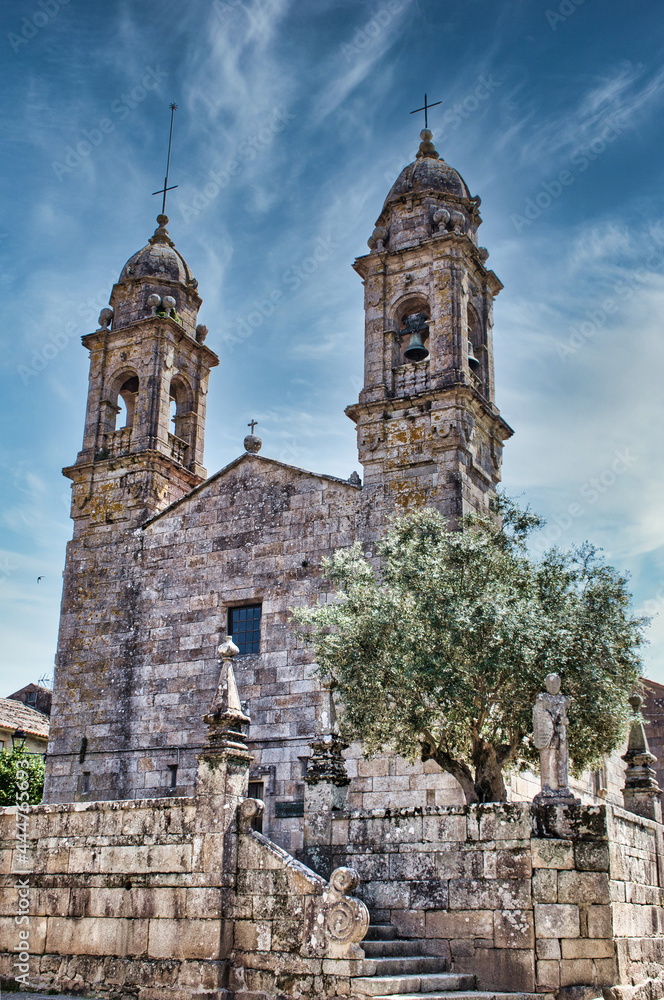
top-left (346, 129), bottom-right (513, 522)
top-left (64, 214), bottom-right (219, 535)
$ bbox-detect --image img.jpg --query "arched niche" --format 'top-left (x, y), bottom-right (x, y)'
top-left (467, 303), bottom-right (487, 389)
top-left (99, 369), bottom-right (140, 436)
top-left (392, 295), bottom-right (431, 367)
top-left (169, 375), bottom-right (195, 458)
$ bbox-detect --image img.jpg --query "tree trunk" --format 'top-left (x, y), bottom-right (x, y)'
top-left (425, 746), bottom-right (479, 805)
top-left (423, 737), bottom-right (510, 805)
top-left (472, 740), bottom-right (508, 803)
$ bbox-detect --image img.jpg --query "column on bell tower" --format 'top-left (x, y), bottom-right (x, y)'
top-left (64, 214), bottom-right (219, 534)
top-left (346, 130), bottom-right (513, 523)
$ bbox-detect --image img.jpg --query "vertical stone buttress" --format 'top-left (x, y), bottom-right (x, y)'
top-left (44, 215), bottom-right (218, 802)
top-left (346, 131), bottom-right (512, 522)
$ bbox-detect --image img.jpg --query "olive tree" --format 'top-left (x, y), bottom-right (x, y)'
top-left (291, 499), bottom-right (645, 803)
top-left (0, 747), bottom-right (45, 807)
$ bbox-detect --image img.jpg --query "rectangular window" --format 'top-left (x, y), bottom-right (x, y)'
top-left (82, 772), bottom-right (90, 795)
top-left (168, 764), bottom-right (178, 789)
top-left (228, 604), bottom-right (262, 655)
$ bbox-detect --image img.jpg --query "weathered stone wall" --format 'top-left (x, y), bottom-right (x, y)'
top-left (608, 805), bottom-right (664, 988)
top-left (0, 792), bottom-right (368, 1000)
top-left (310, 800), bottom-right (664, 996)
top-left (227, 799), bottom-right (368, 998)
top-left (46, 455), bottom-right (467, 852)
top-left (0, 796), bottom-right (233, 999)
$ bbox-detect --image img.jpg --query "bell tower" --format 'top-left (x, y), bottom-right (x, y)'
top-left (64, 214), bottom-right (219, 534)
top-left (346, 129), bottom-right (512, 522)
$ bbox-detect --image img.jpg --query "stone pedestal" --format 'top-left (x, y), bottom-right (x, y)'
top-left (622, 694), bottom-right (662, 823)
top-left (303, 733), bottom-right (350, 877)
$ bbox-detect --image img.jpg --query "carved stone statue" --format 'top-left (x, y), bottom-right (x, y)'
top-left (532, 673), bottom-right (577, 804)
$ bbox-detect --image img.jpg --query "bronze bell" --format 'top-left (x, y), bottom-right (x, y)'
top-left (402, 312), bottom-right (430, 362)
top-left (467, 339), bottom-right (480, 373)
top-left (404, 331), bottom-right (429, 362)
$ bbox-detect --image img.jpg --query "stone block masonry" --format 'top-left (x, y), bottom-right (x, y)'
top-left (0, 794), bottom-right (369, 1000)
top-left (315, 800), bottom-right (664, 996)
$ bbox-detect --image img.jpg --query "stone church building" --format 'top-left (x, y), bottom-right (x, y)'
top-left (5, 126), bottom-right (662, 1000)
top-left (44, 127), bottom-right (636, 848)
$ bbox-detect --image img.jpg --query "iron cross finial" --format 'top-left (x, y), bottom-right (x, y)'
top-left (152, 103), bottom-right (179, 215)
top-left (248, 419), bottom-right (258, 433)
top-left (410, 93), bottom-right (442, 130)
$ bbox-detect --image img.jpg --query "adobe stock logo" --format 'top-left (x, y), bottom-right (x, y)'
top-left (7, 0), bottom-right (71, 54)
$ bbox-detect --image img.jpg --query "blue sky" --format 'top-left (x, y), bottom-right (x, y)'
top-left (2, 0), bottom-right (664, 692)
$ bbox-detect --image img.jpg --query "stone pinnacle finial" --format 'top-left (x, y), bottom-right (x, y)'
top-left (622, 690), bottom-right (662, 821)
top-left (306, 680), bottom-right (350, 787)
top-left (416, 128), bottom-right (439, 160)
top-left (200, 636), bottom-right (251, 763)
top-left (149, 214), bottom-right (174, 247)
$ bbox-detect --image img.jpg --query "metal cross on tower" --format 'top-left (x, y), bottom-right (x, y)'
top-left (152, 103), bottom-right (179, 214)
top-left (248, 419), bottom-right (258, 433)
top-left (409, 93), bottom-right (442, 130)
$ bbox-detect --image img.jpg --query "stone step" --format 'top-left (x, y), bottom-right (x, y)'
top-left (363, 994), bottom-right (556, 1000)
top-left (363, 939), bottom-right (437, 958)
top-left (361, 957), bottom-right (448, 977)
top-left (365, 923), bottom-right (398, 941)
top-left (352, 972), bottom-right (476, 996)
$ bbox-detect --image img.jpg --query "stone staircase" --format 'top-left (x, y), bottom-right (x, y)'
top-left (351, 924), bottom-right (554, 1000)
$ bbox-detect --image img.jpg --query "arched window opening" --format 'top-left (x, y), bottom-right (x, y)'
top-left (467, 305), bottom-right (487, 391)
top-left (398, 304), bottom-right (430, 365)
top-left (117, 396), bottom-right (129, 429)
top-left (115, 375), bottom-right (139, 430)
top-left (168, 376), bottom-right (193, 466)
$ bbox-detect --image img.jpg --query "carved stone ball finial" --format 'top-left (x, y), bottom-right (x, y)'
top-left (147, 294), bottom-right (162, 313)
top-left (416, 128), bottom-right (439, 160)
top-left (244, 434), bottom-right (262, 454)
top-left (433, 208), bottom-right (450, 233)
top-left (367, 226), bottom-right (388, 252)
top-left (218, 635), bottom-right (240, 660)
top-left (195, 324), bottom-right (208, 344)
top-left (98, 307), bottom-right (114, 330)
top-left (629, 692), bottom-right (644, 712)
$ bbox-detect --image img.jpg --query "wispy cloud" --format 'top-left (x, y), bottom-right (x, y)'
top-left (514, 62), bottom-right (664, 168)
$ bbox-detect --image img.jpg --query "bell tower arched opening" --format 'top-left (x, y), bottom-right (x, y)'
top-left (168, 375), bottom-right (195, 468)
top-left (395, 298), bottom-right (431, 367)
top-left (116, 375), bottom-right (139, 430)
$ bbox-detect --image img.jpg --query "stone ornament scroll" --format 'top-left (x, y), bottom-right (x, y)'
top-left (323, 867), bottom-right (370, 959)
top-left (303, 866), bottom-right (370, 960)
top-left (532, 672), bottom-right (578, 805)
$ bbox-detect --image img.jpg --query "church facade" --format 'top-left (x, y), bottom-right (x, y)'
top-left (46, 128), bottom-right (565, 850)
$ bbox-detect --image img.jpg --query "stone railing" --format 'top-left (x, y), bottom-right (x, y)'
top-left (393, 361), bottom-right (430, 395)
top-left (229, 798), bottom-right (369, 996)
top-left (469, 369), bottom-right (488, 397)
top-left (100, 426), bottom-right (132, 459)
top-left (168, 432), bottom-right (189, 466)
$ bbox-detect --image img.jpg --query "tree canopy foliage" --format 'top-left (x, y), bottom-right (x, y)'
top-left (291, 499), bottom-right (645, 803)
top-left (0, 748), bottom-right (45, 807)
